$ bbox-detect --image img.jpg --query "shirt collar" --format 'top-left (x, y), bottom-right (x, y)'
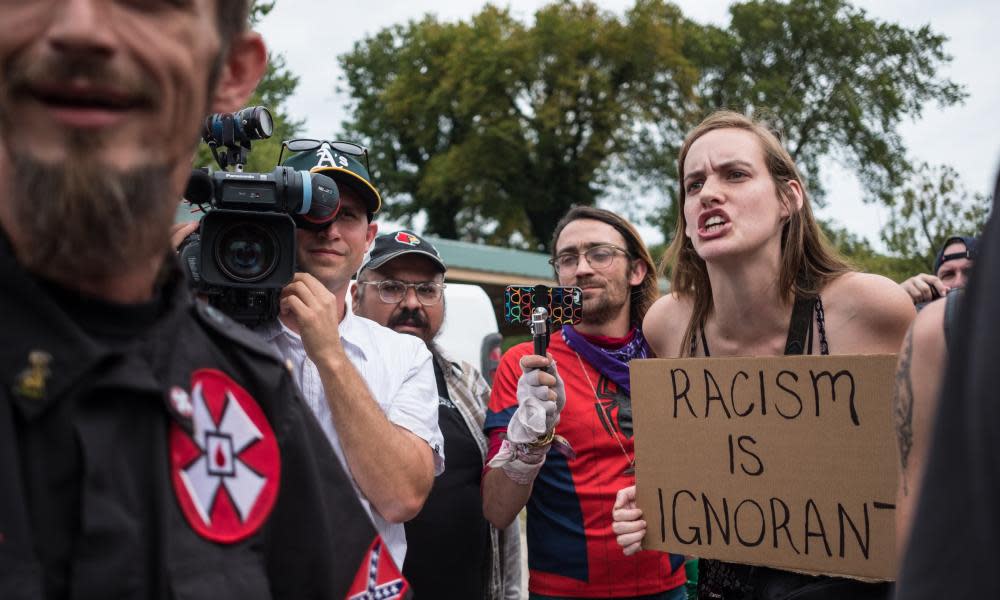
top-left (259, 307), bottom-right (368, 361)
top-left (257, 316), bottom-right (291, 343)
top-left (0, 234), bottom-right (190, 419)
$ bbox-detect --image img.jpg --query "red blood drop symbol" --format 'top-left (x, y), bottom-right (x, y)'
top-left (215, 444), bottom-right (227, 467)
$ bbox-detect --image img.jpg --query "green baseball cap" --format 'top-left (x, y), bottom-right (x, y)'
top-left (281, 141), bottom-right (382, 218)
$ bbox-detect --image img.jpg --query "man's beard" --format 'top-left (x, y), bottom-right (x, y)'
top-left (8, 144), bottom-right (176, 282)
top-left (578, 276), bottom-right (630, 326)
top-left (0, 34), bottom-right (223, 285)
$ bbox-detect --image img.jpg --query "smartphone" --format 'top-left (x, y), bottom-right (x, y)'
top-left (504, 284), bottom-right (583, 325)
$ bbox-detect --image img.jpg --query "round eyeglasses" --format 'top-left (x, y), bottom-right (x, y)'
top-left (548, 244), bottom-right (629, 275)
top-left (358, 280), bottom-right (446, 305)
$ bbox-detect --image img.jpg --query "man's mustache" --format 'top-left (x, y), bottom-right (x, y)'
top-left (5, 52), bottom-right (158, 109)
top-left (389, 307), bottom-right (427, 329)
top-left (575, 276), bottom-right (604, 289)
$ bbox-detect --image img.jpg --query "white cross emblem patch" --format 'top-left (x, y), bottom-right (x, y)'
top-left (170, 369), bottom-right (280, 544)
top-left (179, 382), bottom-right (266, 524)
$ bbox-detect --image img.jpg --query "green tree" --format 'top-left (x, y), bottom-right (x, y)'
top-left (339, 0), bottom-right (697, 249)
top-left (819, 219), bottom-right (913, 282)
top-left (881, 162), bottom-right (991, 274)
top-left (646, 0), bottom-right (965, 239)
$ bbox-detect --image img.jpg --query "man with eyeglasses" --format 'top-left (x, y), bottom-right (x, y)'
top-left (482, 207), bottom-right (688, 600)
top-left (255, 142), bottom-right (444, 570)
top-left (351, 229), bottom-right (522, 600)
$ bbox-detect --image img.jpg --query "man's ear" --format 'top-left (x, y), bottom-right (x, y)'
top-left (365, 221), bottom-right (379, 250)
top-left (211, 32), bottom-right (267, 113)
top-left (350, 282), bottom-right (360, 313)
top-left (628, 257), bottom-right (648, 287)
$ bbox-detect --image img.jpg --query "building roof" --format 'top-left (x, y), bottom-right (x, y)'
top-left (424, 235), bottom-right (557, 286)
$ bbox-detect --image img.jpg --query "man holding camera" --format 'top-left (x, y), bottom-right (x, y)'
top-left (0, 2), bottom-right (395, 598)
top-left (256, 145), bottom-right (443, 570)
top-left (900, 235), bottom-right (977, 305)
top-left (482, 207), bottom-right (687, 599)
top-left (351, 230), bottom-right (522, 600)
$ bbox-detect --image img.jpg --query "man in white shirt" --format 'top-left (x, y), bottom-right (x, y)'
top-left (257, 142), bottom-right (443, 568)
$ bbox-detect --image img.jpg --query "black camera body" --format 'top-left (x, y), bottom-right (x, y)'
top-left (180, 107), bottom-right (340, 326)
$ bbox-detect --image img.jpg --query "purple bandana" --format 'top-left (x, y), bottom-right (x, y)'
top-left (561, 325), bottom-right (652, 395)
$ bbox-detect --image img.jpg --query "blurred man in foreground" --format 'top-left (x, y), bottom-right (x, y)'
top-left (0, 2), bottom-right (390, 597)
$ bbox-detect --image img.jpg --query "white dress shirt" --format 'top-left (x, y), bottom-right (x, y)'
top-left (258, 309), bottom-right (444, 568)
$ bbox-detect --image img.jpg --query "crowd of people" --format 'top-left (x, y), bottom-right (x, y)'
top-left (0, 2), bottom-right (993, 600)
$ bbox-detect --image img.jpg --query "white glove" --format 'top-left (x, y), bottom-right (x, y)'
top-left (506, 361), bottom-right (566, 444)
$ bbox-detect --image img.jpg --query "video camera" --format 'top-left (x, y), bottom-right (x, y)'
top-left (179, 106), bottom-right (341, 325)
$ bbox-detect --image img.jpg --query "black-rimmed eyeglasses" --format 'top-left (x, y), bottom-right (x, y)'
top-left (278, 139), bottom-right (370, 174)
top-left (548, 244), bottom-right (630, 275)
top-left (358, 280), bottom-right (446, 305)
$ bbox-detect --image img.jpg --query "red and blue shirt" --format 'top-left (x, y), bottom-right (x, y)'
top-left (485, 334), bottom-right (686, 597)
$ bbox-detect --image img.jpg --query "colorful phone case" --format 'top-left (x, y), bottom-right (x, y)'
top-left (504, 285), bottom-right (583, 325)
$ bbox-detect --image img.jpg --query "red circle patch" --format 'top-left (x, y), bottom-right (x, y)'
top-left (169, 368), bottom-right (281, 544)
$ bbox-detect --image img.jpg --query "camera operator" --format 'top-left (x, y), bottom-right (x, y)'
top-left (900, 236), bottom-right (977, 305)
top-left (256, 143), bottom-right (443, 569)
top-left (0, 2), bottom-right (396, 598)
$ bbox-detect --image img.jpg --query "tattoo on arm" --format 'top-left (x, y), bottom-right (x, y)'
top-left (894, 327), bottom-right (915, 495)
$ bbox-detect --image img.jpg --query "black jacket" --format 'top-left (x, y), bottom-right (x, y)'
top-left (0, 239), bottom-right (379, 599)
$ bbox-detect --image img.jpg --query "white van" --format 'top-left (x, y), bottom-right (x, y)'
top-left (435, 283), bottom-right (502, 382)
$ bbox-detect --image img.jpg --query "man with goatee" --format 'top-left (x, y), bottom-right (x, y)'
top-left (0, 2), bottom-right (397, 597)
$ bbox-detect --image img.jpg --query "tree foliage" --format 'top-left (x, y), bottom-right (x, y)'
top-left (649, 0), bottom-right (966, 239)
top-left (881, 162), bottom-right (991, 274)
top-left (337, 0), bottom-right (963, 252)
top-left (819, 219), bottom-right (912, 282)
top-left (691, 0), bottom-right (962, 198)
top-left (339, 0), bottom-right (697, 249)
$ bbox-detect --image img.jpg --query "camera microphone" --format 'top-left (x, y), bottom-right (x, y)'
top-left (184, 169), bottom-right (214, 206)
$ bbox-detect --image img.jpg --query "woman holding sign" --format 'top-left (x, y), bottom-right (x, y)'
top-left (612, 111), bottom-right (914, 599)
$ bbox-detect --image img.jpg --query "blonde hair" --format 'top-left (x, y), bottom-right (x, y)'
top-left (661, 111), bottom-right (851, 355)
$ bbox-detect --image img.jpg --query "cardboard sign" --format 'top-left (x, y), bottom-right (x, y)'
top-left (631, 355), bottom-right (898, 581)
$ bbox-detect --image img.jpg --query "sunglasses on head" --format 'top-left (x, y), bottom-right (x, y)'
top-left (278, 139), bottom-right (371, 174)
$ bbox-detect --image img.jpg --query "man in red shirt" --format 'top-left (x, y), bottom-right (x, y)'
top-left (482, 207), bottom-right (687, 599)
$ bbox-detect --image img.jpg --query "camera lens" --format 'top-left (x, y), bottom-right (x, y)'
top-left (214, 222), bottom-right (280, 283)
top-left (235, 106), bottom-right (273, 140)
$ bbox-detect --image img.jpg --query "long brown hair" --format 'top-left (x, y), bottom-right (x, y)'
top-left (661, 111), bottom-right (851, 355)
top-left (551, 206), bottom-right (659, 326)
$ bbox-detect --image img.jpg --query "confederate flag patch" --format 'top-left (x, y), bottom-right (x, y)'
top-left (169, 368), bottom-right (280, 543)
top-left (347, 538), bottom-right (411, 600)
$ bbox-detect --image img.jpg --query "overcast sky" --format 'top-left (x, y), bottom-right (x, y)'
top-left (256, 0), bottom-right (1000, 249)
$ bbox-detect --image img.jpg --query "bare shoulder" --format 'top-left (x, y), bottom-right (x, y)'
top-left (643, 293), bottom-right (693, 358)
top-left (822, 272), bottom-right (916, 354)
